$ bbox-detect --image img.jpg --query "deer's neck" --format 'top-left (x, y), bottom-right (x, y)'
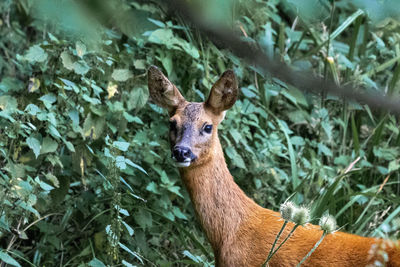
top-left (179, 140), bottom-right (259, 251)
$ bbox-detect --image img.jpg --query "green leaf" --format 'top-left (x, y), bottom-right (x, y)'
top-left (123, 112), bottom-right (144, 124)
top-left (40, 137), bottom-right (58, 154)
top-left (172, 206), bottom-right (187, 220)
top-left (25, 45), bottom-right (48, 63)
top-left (122, 221), bottom-right (134, 236)
top-left (134, 209), bottom-right (152, 229)
top-left (60, 51), bottom-right (74, 70)
top-left (112, 69), bottom-right (133, 82)
top-left (129, 87), bottom-right (149, 110)
top-left (0, 252), bottom-right (21, 267)
top-left (73, 60), bottom-right (90, 75)
top-left (35, 176), bottom-right (55, 191)
top-left (125, 158), bottom-right (147, 174)
top-left (25, 104), bottom-right (41, 115)
top-left (64, 140), bottom-right (75, 152)
top-left (118, 242), bottom-right (143, 264)
top-left (39, 93), bottom-right (57, 109)
top-left (133, 59), bottom-right (146, 70)
top-left (44, 172), bottom-right (60, 188)
top-left (0, 95), bottom-right (17, 114)
top-left (318, 143), bottom-right (333, 157)
top-left (225, 146), bottom-right (246, 169)
top-left (122, 260), bottom-right (136, 267)
top-left (26, 136), bottom-right (41, 158)
top-left (116, 156), bottom-right (127, 169)
top-left (183, 250), bottom-right (202, 263)
top-left (113, 141), bottom-right (130, 151)
top-left (88, 258), bottom-right (106, 267)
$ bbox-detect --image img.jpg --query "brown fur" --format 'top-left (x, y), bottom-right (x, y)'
top-left (148, 66), bottom-right (400, 267)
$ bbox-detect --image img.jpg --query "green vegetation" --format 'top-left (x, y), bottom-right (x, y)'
top-left (0, 0), bottom-right (400, 266)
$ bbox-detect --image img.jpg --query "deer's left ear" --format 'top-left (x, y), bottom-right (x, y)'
top-left (205, 70), bottom-right (238, 114)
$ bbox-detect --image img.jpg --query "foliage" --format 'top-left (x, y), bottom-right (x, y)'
top-left (0, 0), bottom-right (400, 266)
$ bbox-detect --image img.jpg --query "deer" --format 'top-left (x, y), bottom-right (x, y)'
top-left (147, 65), bottom-right (400, 267)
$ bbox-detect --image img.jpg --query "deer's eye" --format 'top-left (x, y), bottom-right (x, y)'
top-left (204, 124), bottom-right (213, 134)
top-left (169, 120), bottom-right (177, 132)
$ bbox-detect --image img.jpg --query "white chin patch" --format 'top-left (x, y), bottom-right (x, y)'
top-left (172, 157), bottom-right (192, 167)
top-left (174, 161), bottom-right (191, 168)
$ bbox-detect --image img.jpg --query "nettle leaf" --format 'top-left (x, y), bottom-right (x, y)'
top-left (60, 51), bottom-right (74, 70)
top-left (44, 172), bottom-right (59, 188)
top-left (116, 156), bottom-right (127, 169)
top-left (123, 112), bottom-right (143, 124)
top-left (118, 242), bottom-right (143, 264)
top-left (134, 209), bottom-right (152, 229)
top-left (68, 109), bottom-right (79, 125)
top-left (39, 93), bottom-right (57, 109)
top-left (122, 221), bottom-right (134, 236)
top-left (172, 206), bottom-right (187, 220)
top-left (40, 137), bottom-right (58, 154)
top-left (134, 59), bottom-right (146, 70)
top-left (35, 176), bottom-right (55, 191)
top-left (129, 87), bottom-right (149, 110)
top-left (0, 252), bottom-right (21, 267)
top-left (318, 143), bottom-right (333, 157)
top-left (26, 136), bottom-right (41, 158)
top-left (111, 69), bottom-right (133, 82)
top-left (25, 45), bottom-right (48, 63)
top-left (113, 141), bottom-right (130, 151)
top-left (73, 60), bottom-right (90, 75)
top-left (0, 95), bottom-right (17, 114)
top-left (82, 94), bottom-right (101, 105)
top-left (125, 158), bottom-right (147, 174)
top-left (0, 77), bottom-right (24, 93)
top-left (88, 258), bottom-right (106, 267)
top-left (63, 140), bottom-right (75, 152)
top-left (225, 146), bottom-right (246, 169)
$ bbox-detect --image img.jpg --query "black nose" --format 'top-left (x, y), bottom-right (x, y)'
top-left (173, 146), bottom-right (193, 162)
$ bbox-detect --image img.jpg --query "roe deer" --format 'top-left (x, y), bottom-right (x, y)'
top-left (147, 66), bottom-right (400, 266)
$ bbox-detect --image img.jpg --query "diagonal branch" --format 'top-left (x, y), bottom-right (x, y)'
top-left (165, 0), bottom-right (400, 115)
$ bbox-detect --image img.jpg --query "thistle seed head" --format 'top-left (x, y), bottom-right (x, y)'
top-left (280, 201), bottom-right (296, 221)
top-left (319, 214), bottom-right (337, 234)
top-left (292, 206), bottom-right (310, 226)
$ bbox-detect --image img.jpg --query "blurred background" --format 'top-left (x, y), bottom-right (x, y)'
top-left (1, 0), bottom-right (400, 266)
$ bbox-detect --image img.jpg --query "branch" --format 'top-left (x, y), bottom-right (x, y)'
top-left (165, 0), bottom-right (400, 115)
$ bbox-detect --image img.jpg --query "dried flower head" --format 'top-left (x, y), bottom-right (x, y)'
top-left (280, 201), bottom-right (296, 221)
top-left (292, 206), bottom-right (310, 226)
top-left (319, 214), bottom-right (337, 234)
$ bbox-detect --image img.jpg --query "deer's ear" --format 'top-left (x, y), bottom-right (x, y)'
top-left (205, 70), bottom-right (238, 114)
top-left (148, 66), bottom-right (186, 113)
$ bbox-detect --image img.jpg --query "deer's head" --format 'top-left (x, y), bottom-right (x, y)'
top-left (148, 66), bottom-right (238, 168)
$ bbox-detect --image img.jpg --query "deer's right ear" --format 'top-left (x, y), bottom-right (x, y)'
top-left (148, 66), bottom-right (186, 113)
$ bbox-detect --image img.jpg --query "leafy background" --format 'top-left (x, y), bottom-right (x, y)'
top-left (0, 0), bottom-right (400, 266)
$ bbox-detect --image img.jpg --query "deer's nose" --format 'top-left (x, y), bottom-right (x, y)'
top-left (173, 146), bottom-right (193, 162)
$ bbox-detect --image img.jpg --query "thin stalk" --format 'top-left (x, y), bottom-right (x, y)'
top-left (265, 224), bottom-right (300, 264)
top-left (296, 232), bottom-right (327, 266)
top-left (262, 221), bottom-right (288, 267)
top-left (321, 1), bottom-right (335, 107)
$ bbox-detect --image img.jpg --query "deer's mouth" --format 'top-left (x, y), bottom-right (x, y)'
top-left (172, 157), bottom-right (193, 168)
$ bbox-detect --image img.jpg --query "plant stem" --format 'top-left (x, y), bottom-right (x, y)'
top-left (262, 220), bottom-right (288, 267)
top-left (296, 232), bottom-right (327, 266)
top-left (265, 224), bottom-right (300, 264)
